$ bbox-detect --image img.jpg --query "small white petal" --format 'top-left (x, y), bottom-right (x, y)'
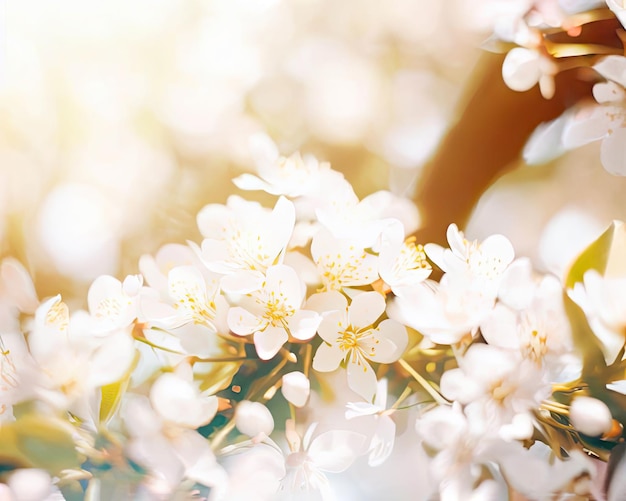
top-left (220, 271), bottom-right (264, 294)
top-left (253, 327), bottom-right (288, 360)
top-left (150, 372), bottom-right (218, 428)
top-left (1, 258), bottom-right (38, 313)
top-left (601, 128), bottom-right (626, 176)
top-left (286, 309), bottom-right (321, 341)
top-left (368, 415), bottom-right (395, 467)
top-left (232, 173), bottom-right (271, 192)
top-left (348, 292), bottom-right (385, 328)
top-left (594, 55), bottom-right (626, 88)
top-left (346, 358), bottom-right (377, 401)
top-left (312, 342), bottom-right (344, 372)
top-left (307, 430), bottom-right (367, 473)
top-left (368, 320), bottom-right (407, 363)
top-left (306, 290), bottom-right (347, 315)
top-left (563, 105), bottom-right (618, 147)
top-left (439, 368), bottom-right (482, 404)
top-left (317, 310), bottom-right (345, 344)
top-left (228, 306), bottom-right (264, 336)
top-left (523, 113), bottom-right (569, 165)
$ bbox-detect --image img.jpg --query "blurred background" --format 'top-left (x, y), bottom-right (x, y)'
top-left (2, 0), bottom-right (626, 304)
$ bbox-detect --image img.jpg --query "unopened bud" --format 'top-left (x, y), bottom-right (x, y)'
top-left (235, 400), bottom-right (274, 438)
top-left (570, 396), bottom-right (612, 437)
top-left (281, 371), bottom-right (310, 408)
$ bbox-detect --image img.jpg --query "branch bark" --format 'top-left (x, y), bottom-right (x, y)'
top-left (412, 51), bottom-right (594, 245)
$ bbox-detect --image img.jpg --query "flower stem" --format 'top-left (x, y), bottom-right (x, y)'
top-left (211, 348), bottom-right (295, 452)
top-left (397, 359), bottom-right (448, 406)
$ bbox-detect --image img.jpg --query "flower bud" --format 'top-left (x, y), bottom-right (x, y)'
top-left (235, 400), bottom-right (274, 438)
top-left (570, 396), bottom-right (612, 437)
top-left (281, 371), bottom-right (310, 408)
top-left (502, 47), bottom-right (541, 92)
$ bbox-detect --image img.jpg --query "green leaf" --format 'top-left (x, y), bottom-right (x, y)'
top-left (99, 351), bottom-right (138, 425)
top-left (0, 415), bottom-right (82, 473)
top-left (99, 378), bottom-right (129, 425)
top-left (564, 220), bottom-right (626, 370)
top-left (563, 292), bottom-right (606, 381)
top-left (565, 220), bottom-right (626, 289)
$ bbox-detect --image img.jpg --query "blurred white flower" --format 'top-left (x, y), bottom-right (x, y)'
top-left (0, 258), bottom-right (38, 332)
top-left (310, 229), bottom-right (379, 292)
top-left (440, 343), bottom-right (549, 438)
top-left (26, 295), bottom-right (136, 424)
top-left (525, 55), bottom-right (626, 175)
top-left (234, 133), bottom-right (333, 198)
top-left (481, 273), bottom-right (577, 381)
top-left (345, 378), bottom-right (397, 467)
top-left (389, 225), bottom-right (514, 344)
top-left (569, 269), bottom-right (626, 364)
top-left (123, 394), bottom-right (227, 496)
top-left (149, 363), bottom-right (218, 429)
top-left (278, 419), bottom-right (367, 499)
top-left (5, 469), bottom-right (54, 501)
top-left (416, 403), bottom-right (502, 500)
top-left (87, 274), bottom-right (142, 333)
top-left (378, 220), bottom-right (431, 295)
top-left (197, 195), bottom-right (296, 293)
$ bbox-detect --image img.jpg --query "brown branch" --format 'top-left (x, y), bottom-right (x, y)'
top-left (412, 51), bottom-right (595, 246)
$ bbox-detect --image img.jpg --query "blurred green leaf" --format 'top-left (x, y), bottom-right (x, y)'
top-left (0, 415), bottom-right (82, 473)
top-left (565, 220), bottom-right (626, 289)
top-left (99, 378), bottom-right (129, 425)
top-left (563, 292), bottom-right (606, 380)
top-left (197, 361), bottom-right (241, 395)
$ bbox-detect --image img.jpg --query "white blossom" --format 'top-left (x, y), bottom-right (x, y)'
top-left (197, 195), bottom-right (296, 293)
top-left (440, 343), bottom-right (549, 438)
top-left (569, 269), bottom-right (626, 364)
top-left (310, 229), bottom-right (379, 292)
top-left (312, 291), bottom-right (407, 401)
top-left (228, 264), bottom-right (321, 360)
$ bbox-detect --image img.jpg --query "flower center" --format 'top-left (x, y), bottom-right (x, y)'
top-left (262, 291), bottom-right (294, 327)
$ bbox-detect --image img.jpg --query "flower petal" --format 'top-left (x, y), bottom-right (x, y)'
top-left (228, 306), bottom-right (264, 336)
top-left (312, 342), bottom-right (344, 372)
top-left (307, 430), bottom-right (367, 473)
top-left (286, 309), bottom-right (321, 341)
top-left (367, 319), bottom-right (407, 363)
top-left (254, 326), bottom-right (288, 360)
top-left (601, 128), bottom-right (626, 176)
top-left (347, 357), bottom-right (377, 401)
top-left (348, 291), bottom-right (385, 328)
top-left (317, 310), bottom-right (345, 344)
top-left (368, 415), bottom-right (395, 467)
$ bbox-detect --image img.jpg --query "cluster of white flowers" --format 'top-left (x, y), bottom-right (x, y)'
top-left (491, 0), bottom-right (626, 175)
top-left (0, 135), bottom-right (624, 500)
